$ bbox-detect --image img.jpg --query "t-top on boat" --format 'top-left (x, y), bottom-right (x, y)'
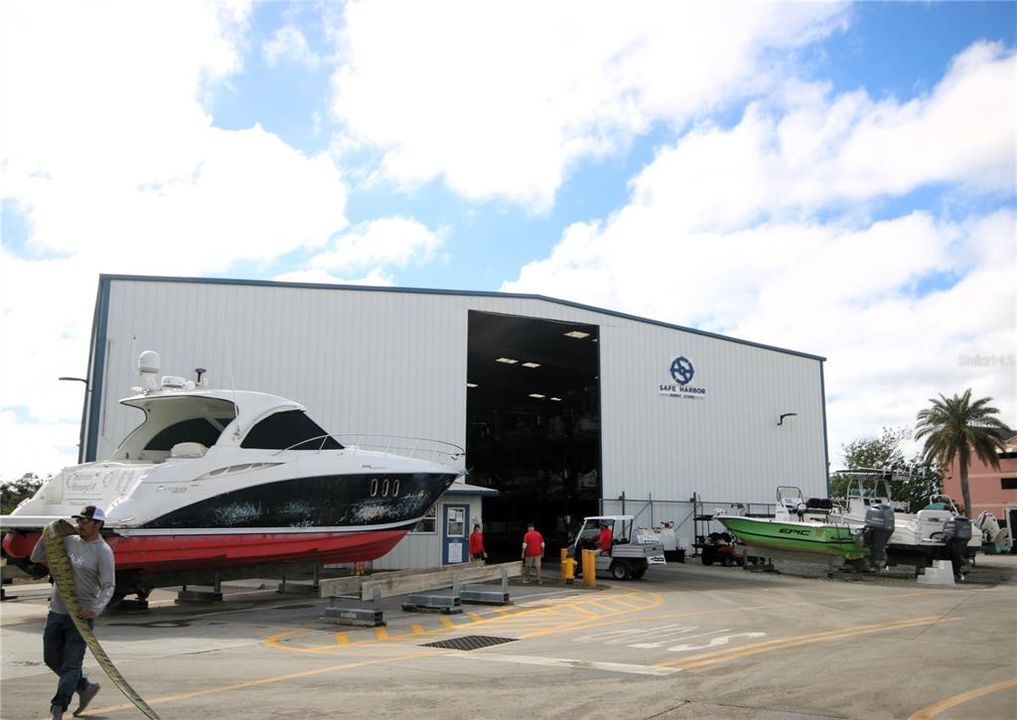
top-left (1, 352), bottom-right (464, 598)
top-left (828, 469), bottom-right (982, 579)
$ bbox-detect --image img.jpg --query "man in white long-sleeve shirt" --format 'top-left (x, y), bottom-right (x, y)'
top-left (31, 505), bottom-right (116, 720)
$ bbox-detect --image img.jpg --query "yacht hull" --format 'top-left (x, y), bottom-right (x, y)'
top-left (3, 526), bottom-right (409, 573)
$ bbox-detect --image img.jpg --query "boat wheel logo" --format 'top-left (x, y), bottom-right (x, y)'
top-left (670, 356), bottom-right (694, 386)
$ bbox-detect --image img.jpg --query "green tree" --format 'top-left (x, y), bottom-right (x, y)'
top-left (837, 427), bottom-right (941, 510)
top-left (898, 452), bottom-right (943, 511)
top-left (915, 389), bottom-right (1012, 517)
top-left (1, 472), bottom-right (45, 514)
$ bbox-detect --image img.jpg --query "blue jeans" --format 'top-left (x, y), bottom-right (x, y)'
top-left (43, 611), bottom-right (92, 710)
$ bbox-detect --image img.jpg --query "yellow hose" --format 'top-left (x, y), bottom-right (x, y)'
top-left (44, 520), bottom-right (160, 719)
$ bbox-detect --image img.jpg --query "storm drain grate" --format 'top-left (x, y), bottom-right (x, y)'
top-left (421, 635), bottom-right (517, 651)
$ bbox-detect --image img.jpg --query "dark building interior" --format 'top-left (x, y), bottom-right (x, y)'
top-left (465, 311), bottom-right (601, 559)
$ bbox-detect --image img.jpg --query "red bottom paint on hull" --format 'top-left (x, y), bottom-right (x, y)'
top-left (2, 529), bottom-right (407, 573)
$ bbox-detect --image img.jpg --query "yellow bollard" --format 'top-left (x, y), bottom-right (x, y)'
top-left (582, 549), bottom-right (597, 587)
top-left (560, 548), bottom-right (576, 584)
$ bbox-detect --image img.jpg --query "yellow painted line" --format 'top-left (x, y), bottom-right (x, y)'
top-left (263, 590), bottom-right (661, 654)
top-left (466, 611), bottom-right (483, 622)
top-left (374, 627), bottom-right (389, 641)
top-left (657, 616), bottom-right (960, 670)
top-left (265, 629), bottom-right (312, 646)
top-left (76, 649), bottom-right (449, 717)
top-left (907, 676), bottom-right (1017, 719)
top-left (510, 588), bottom-right (957, 643)
top-left (584, 599), bottom-right (619, 612)
top-left (266, 587), bottom-right (944, 657)
top-left (519, 593), bottom-right (665, 640)
top-left (411, 623), bottom-right (425, 635)
top-left (335, 632), bottom-right (348, 646)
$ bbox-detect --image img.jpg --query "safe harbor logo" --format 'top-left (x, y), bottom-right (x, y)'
top-left (659, 355), bottom-right (707, 399)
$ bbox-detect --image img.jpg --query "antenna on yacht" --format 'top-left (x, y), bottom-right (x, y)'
top-left (137, 351), bottom-right (161, 393)
top-left (194, 368), bottom-right (207, 388)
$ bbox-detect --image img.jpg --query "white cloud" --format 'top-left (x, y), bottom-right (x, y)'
top-left (263, 25), bottom-right (322, 68)
top-left (308, 217), bottom-right (442, 272)
top-left (329, 1), bottom-right (848, 210)
top-left (271, 267), bottom-right (394, 286)
top-left (0, 1), bottom-right (349, 482)
top-left (0, 410), bottom-right (80, 485)
top-left (503, 42), bottom-right (1017, 465)
top-left (624, 42), bottom-right (1016, 234)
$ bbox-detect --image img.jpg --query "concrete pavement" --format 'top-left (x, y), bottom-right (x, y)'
top-left (2, 555), bottom-right (1015, 719)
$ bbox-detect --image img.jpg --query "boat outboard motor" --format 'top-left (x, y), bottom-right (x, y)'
top-left (942, 517), bottom-right (973, 580)
top-left (862, 503), bottom-right (894, 570)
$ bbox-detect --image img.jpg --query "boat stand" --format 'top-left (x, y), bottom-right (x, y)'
top-left (277, 565), bottom-right (321, 595)
top-left (461, 571), bottom-right (513, 605)
top-left (177, 573), bottom-right (224, 603)
top-left (740, 548), bottom-right (850, 578)
top-left (324, 586), bottom-right (386, 627)
top-left (402, 578), bottom-right (465, 614)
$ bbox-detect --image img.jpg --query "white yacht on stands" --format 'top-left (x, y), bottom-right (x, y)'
top-left (2, 352), bottom-right (463, 599)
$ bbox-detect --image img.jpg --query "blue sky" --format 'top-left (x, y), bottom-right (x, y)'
top-left (0, 1), bottom-right (1014, 481)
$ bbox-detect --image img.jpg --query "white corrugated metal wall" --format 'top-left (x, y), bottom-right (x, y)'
top-left (598, 320), bottom-right (828, 505)
top-left (89, 276), bottom-right (827, 529)
top-left (93, 280), bottom-right (470, 457)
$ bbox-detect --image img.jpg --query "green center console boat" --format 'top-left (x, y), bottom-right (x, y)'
top-left (715, 486), bottom-right (894, 564)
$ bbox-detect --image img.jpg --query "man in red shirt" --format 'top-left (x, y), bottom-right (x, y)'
top-left (521, 523), bottom-right (545, 584)
top-left (598, 522), bottom-right (613, 554)
top-left (469, 524), bottom-right (487, 562)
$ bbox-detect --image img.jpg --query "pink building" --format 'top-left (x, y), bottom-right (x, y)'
top-left (942, 432), bottom-right (1017, 536)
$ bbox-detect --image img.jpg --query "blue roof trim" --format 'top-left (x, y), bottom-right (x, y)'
top-left (84, 277), bottom-right (112, 462)
top-left (96, 274), bottom-right (826, 362)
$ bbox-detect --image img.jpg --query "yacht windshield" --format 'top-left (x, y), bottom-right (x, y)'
top-left (240, 410), bottom-right (342, 450)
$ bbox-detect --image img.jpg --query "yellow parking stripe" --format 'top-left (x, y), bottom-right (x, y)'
top-left (79, 650), bottom-right (450, 717)
top-left (656, 616), bottom-right (960, 670)
top-left (907, 676), bottom-right (1017, 719)
top-left (265, 590), bottom-right (663, 654)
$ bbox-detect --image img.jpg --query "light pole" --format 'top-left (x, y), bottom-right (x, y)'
top-left (59, 376), bottom-right (90, 463)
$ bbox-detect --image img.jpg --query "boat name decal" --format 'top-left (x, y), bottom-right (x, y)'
top-left (65, 477), bottom-right (102, 495)
top-left (778, 527), bottom-right (812, 536)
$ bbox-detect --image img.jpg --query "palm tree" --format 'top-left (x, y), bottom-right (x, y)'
top-left (915, 389), bottom-right (1012, 517)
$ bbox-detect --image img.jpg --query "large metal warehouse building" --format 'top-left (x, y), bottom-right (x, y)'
top-left (78, 275), bottom-right (829, 561)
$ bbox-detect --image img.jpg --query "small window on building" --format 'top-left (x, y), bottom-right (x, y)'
top-left (241, 410), bottom-right (342, 450)
top-left (1001, 477), bottom-right (1017, 490)
top-left (411, 505), bottom-right (437, 534)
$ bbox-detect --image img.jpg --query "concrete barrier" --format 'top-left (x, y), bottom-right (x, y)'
top-left (319, 561), bottom-right (521, 601)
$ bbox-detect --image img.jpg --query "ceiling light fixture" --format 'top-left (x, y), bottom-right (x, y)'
top-left (564, 330), bottom-right (590, 339)
top-left (528, 393), bottom-right (546, 399)
top-left (550, 396), bottom-right (562, 402)
top-left (496, 357), bottom-right (519, 364)
top-left (467, 382), bottom-right (478, 388)
top-left (521, 362), bottom-right (541, 368)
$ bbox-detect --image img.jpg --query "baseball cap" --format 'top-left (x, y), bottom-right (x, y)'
top-left (72, 505), bottom-right (107, 524)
